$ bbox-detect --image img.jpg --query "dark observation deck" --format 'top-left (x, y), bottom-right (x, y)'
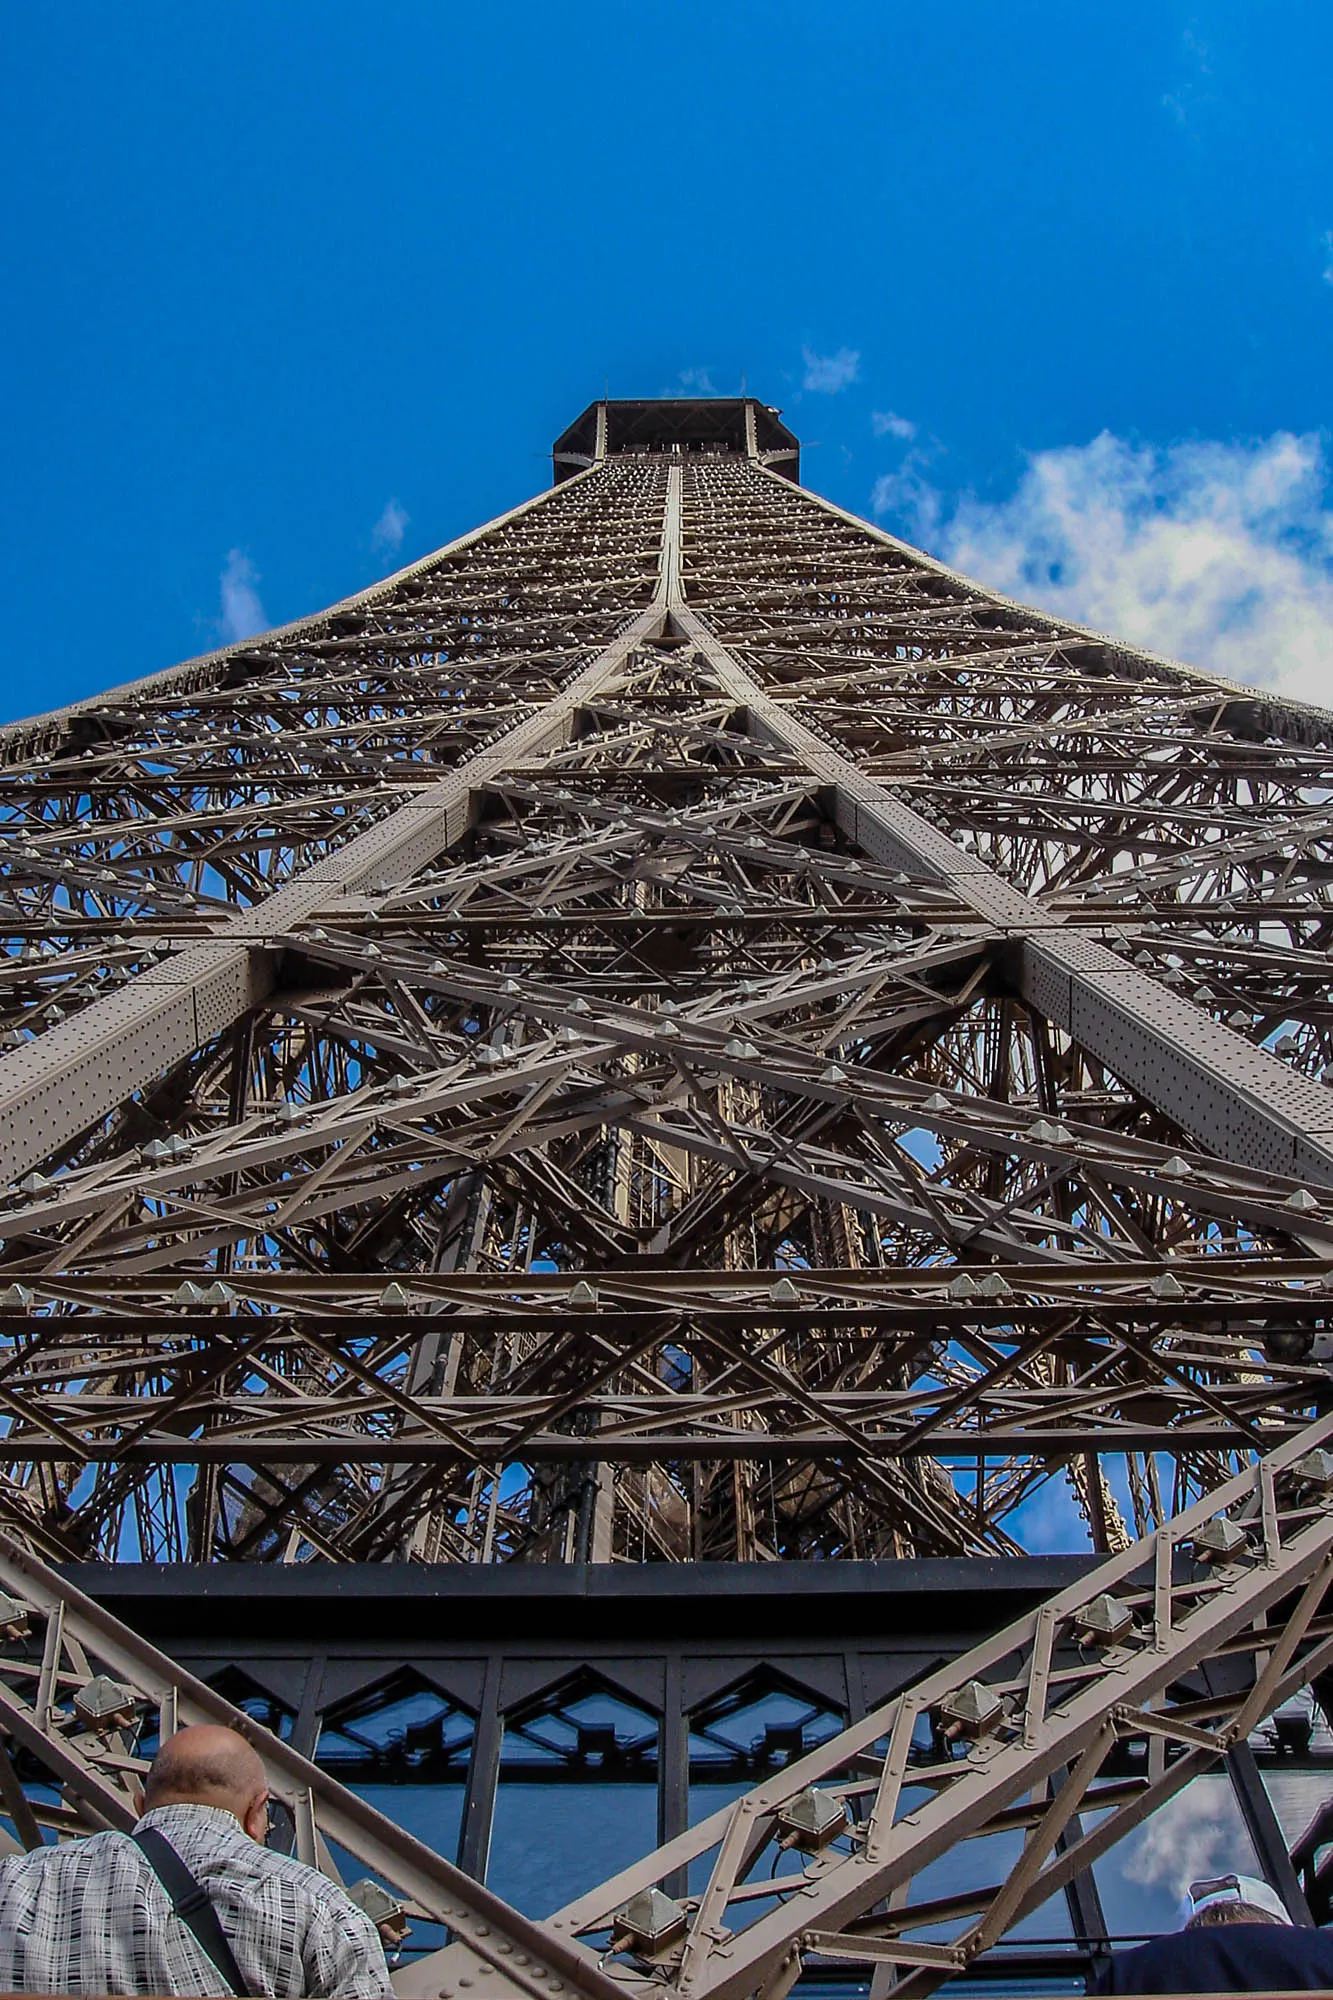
top-left (552, 396), bottom-right (799, 483)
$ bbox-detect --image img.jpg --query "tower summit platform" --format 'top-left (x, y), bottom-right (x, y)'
top-left (552, 395), bottom-right (799, 481)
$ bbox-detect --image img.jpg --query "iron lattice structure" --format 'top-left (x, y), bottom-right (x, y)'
top-left (0, 395), bottom-right (1327, 1570)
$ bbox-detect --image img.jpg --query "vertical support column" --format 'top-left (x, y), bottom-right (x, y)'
top-left (1226, 1741), bottom-right (1314, 1925)
top-left (459, 1655), bottom-right (503, 1880)
top-left (658, 465), bottom-right (682, 606)
top-left (843, 1650), bottom-right (866, 1727)
top-left (1050, 1763), bottom-right (1111, 1966)
top-left (290, 1655), bottom-right (327, 1762)
top-left (659, 1652), bottom-right (690, 1900)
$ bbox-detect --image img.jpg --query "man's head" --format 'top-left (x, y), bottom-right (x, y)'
top-left (143, 1725), bottom-right (270, 1844)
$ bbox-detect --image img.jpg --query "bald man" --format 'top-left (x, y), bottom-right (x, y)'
top-left (0, 1723), bottom-right (392, 1995)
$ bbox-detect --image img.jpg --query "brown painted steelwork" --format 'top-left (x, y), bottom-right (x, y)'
top-left (0, 408), bottom-right (1326, 1563)
top-left (0, 400), bottom-right (1328, 1993)
top-left (0, 1412), bottom-right (1326, 2000)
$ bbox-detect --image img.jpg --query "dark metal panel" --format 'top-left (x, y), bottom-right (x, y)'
top-left (497, 1657), bottom-right (666, 1715)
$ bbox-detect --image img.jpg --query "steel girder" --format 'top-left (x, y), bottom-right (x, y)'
top-left (0, 1402), bottom-right (1326, 2000)
top-left (0, 416), bottom-right (1325, 1568)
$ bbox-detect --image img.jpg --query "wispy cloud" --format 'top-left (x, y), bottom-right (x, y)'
top-left (217, 549), bottom-right (268, 643)
top-left (872, 410), bottom-right (916, 441)
top-left (802, 345), bottom-right (860, 394)
top-left (372, 497), bottom-right (409, 557)
top-left (676, 366), bottom-right (717, 395)
top-left (873, 430), bottom-right (1333, 704)
top-left (1321, 230), bottom-right (1333, 285)
top-left (1162, 23), bottom-right (1213, 131)
top-left (1121, 1783), bottom-right (1251, 1898)
top-left (871, 454), bottom-right (943, 544)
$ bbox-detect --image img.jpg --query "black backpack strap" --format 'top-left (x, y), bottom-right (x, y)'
top-left (131, 1825), bottom-right (254, 1997)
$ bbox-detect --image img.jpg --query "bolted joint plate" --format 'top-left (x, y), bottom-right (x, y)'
top-left (0, 945), bottom-right (272, 1187)
top-left (1021, 934), bottom-right (1333, 1181)
top-left (394, 1933), bottom-right (617, 2000)
top-left (303, 804), bottom-right (474, 896)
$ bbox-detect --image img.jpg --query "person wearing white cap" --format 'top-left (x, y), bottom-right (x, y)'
top-left (1092, 1870), bottom-right (1333, 1992)
top-left (1179, 1872), bottom-right (1296, 1927)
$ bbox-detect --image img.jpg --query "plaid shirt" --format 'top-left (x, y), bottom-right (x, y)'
top-left (0, 1803), bottom-right (393, 1996)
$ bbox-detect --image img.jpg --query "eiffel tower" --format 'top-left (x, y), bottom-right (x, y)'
top-left (0, 393), bottom-right (1327, 1566)
top-left (0, 397), bottom-right (1327, 1991)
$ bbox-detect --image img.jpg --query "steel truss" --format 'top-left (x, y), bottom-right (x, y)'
top-left (0, 394), bottom-right (1330, 1981)
top-left (0, 1409), bottom-right (1326, 2000)
top-left (0, 405), bottom-right (1326, 1563)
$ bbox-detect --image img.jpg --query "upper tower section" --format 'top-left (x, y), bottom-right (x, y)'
top-left (552, 397), bottom-right (799, 484)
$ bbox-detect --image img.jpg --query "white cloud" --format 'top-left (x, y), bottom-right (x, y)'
top-left (1321, 230), bottom-right (1333, 285)
top-left (871, 454), bottom-right (943, 545)
top-left (876, 430), bottom-right (1333, 704)
top-left (217, 549), bottom-right (268, 643)
top-left (872, 410), bottom-right (916, 441)
top-left (677, 366), bottom-right (716, 394)
top-left (802, 345), bottom-right (860, 394)
top-left (372, 497), bottom-right (409, 557)
top-left (1120, 1783), bottom-right (1251, 1898)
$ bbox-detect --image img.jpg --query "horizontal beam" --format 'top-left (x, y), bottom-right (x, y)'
top-left (63, 1552), bottom-right (1097, 1644)
top-left (0, 1421), bottom-right (1306, 1466)
top-left (0, 1251), bottom-right (1323, 1306)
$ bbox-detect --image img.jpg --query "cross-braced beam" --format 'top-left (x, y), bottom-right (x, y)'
top-left (0, 405), bottom-right (1329, 1571)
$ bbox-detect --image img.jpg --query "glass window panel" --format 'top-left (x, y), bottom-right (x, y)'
top-left (323, 1788), bottom-right (463, 1971)
top-left (350, 1780), bottom-right (467, 1869)
top-left (689, 1676), bottom-right (844, 1784)
top-left (1090, 1775), bottom-right (1259, 1943)
top-left (316, 1671), bottom-right (473, 1781)
top-left (489, 1677), bottom-right (658, 1916)
top-left (488, 1783), bottom-right (659, 1917)
top-left (687, 1677), bottom-right (846, 1897)
top-left (500, 1685), bottom-right (656, 1778)
top-left (900, 1823), bottom-right (1074, 1944)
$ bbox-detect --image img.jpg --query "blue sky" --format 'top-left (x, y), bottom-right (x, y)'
top-left (5, 2), bottom-right (1333, 717)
